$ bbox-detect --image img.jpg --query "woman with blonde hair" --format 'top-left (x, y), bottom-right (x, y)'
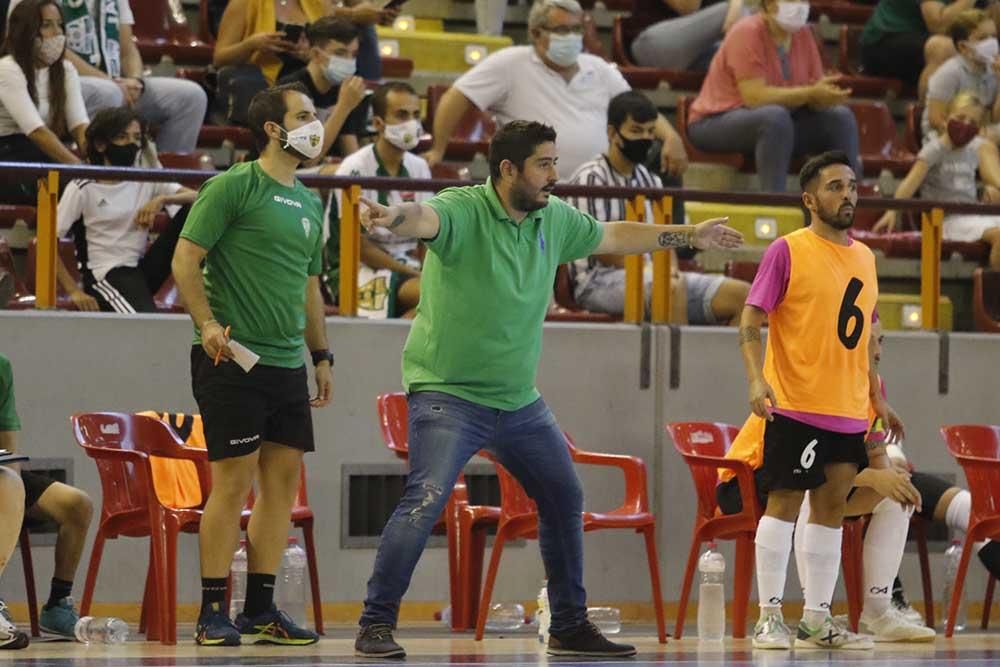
top-left (874, 90), bottom-right (1000, 269)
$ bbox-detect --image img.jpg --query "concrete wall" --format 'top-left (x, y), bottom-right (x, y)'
top-left (1, 312), bottom-right (997, 610)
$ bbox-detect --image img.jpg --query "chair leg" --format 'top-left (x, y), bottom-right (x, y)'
top-left (300, 520), bottom-right (324, 634)
top-left (466, 525), bottom-right (488, 631)
top-left (732, 533), bottom-right (755, 639)
top-left (673, 533), bottom-right (702, 640)
top-left (138, 560), bottom-right (153, 635)
top-left (945, 535), bottom-right (976, 638)
top-left (640, 526), bottom-right (667, 643)
top-left (18, 527), bottom-right (39, 637)
top-left (79, 529), bottom-right (108, 616)
top-left (914, 519), bottom-right (934, 628)
top-left (445, 502), bottom-right (462, 632)
top-left (982, 575), bottom-right (995, 630)
top-left (147, 516), bottom-right (175, 646)
top-left (474, 527), bottom-right (510, 641)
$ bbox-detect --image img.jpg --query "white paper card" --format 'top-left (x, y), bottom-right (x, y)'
top-left (229, 340), bottom-right (260, 373)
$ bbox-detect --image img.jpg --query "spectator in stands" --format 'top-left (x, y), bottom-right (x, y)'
top-left (329, 82), bottom-right (429, 317)
top-left (0, 0), bottom-right (87, 203)
top-left (424, 0), bottom-right (689, 181)
top-left (278, 17), bottom-right (368, 159)
top-left (686, 0), bottom-right (862, 193)
top-left (875, 91), bottom-right (1000, 269)
top-left (54, 107), bottom-right (197, 312)
top-left (566, 91), bottom-right (750, 323)
top-left (0, 354), bottom-right (28, 651)
top-left (923, 9), bottom-right (1000, 141)
top-left (213, 0), bottom-right (392, 126)
top-left (627, 0), bottom-right (747, 71)
top-left (860, 0), bottom-right (972, 97)
top-left (5, 0), bottom-right (209, 155)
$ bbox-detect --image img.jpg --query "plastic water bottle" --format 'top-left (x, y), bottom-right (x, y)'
top-left (697, 542), bottom-right (726, 641)
top-left (941, 539), bottom-right (967, 631)
top-left (229, 540), bottom-right (247, 619)
top-left (485, 602), bottom-right (525, 632)
top-left (588, 606), bottom-right (621, 634)
top-left (74, 616), bottom-right (128, 644)
top-left (536, 582), bottom-right (550, 644)
top-left (275, 537), bottom-right (308, 627)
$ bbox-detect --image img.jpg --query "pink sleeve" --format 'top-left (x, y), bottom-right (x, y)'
top-left (728, 25), bottom-right (770, 82)
top-left (746, 238), bottom-right (790, 313)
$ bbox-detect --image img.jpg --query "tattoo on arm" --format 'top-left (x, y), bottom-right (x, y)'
top-left (738, 326), bottom-right (761, 345)
top-left (657, 231), bottom-right (690, 248)
top-left (389, 214), bottom-right (406, 229)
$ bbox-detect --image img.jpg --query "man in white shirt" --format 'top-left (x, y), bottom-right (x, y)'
top-left (330, 81), bottom-right (430, 317)
top-left (423, 0), bottom-right (688, 180)
top-left (8, 0), bottom-right (208, 153)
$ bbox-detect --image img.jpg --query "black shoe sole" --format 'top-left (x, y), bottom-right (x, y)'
top-left (546, 647), bottom-right (637, 657)
top-left (354, 648), bottom-right (406, 659)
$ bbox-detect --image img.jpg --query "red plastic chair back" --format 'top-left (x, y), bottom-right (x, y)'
top-left (667, 422), bottom-right (740, 520)
top-left (425, 85), bottom-right (496, 143)
top-left (377, 392), bottom-right (410, 459)
top-left (849, 102), bottom-right (897, 159)
top-left (724, 260), bottom-right (759, 284)
top-left (904, 103), bottom-right (924, 154)
top-left (611, 16), bottom-right (634, 66)
top-left (941, 425), bottom-right (1000, 518)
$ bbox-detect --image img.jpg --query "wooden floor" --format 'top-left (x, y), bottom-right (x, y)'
top-left (8, 625), bottom-right (1000, 666)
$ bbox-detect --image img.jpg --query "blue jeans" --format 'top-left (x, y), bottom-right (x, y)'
top-left (360, 391), bottom-right (587, 634)
top-left (687, 104), bottom-right (862, 192)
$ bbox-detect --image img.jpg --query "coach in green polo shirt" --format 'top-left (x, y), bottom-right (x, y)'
top-left (354, 120), bottom-right (742, 659)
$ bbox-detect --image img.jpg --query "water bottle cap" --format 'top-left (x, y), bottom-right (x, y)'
top-left (287, 537), bottom-right (299, 546)
top-left (707, 541), bottom-right (717, 550)
top-left (239, 539), bottom-right (247, 547)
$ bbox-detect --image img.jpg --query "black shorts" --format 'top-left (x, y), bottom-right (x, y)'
top-left (716, 468), bottom-right (864, 516)
top-left (910, 471), bottom-right (956, 522)
top-left (190, 347), bottom-right (315, 461)
top-left (760, 413), bottom-right (868, 492)
top-left (21, 470), bottom-right (55, 509)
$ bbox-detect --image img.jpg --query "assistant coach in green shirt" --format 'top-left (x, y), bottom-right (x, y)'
top-left (172, 83), bottom-right (332, 647)
top-left (353, 120), bottom-right (743, 659)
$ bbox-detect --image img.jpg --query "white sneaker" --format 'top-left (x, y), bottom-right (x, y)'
top-left (861, 608), bottom-right (936, 643)
top-left (892, 596), bottom-right (924, 625)
top-left (795, 615), bottom-right (874, 650)
top-left (0, 614), bottom-right (29, 650)
top-left (752, 611), bottom-right (792, 650)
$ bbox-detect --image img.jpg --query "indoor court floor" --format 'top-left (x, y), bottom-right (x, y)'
top-left (6, 626), bottom-right (1000, 667)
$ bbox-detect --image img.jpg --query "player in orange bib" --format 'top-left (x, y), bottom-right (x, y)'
top-left (731, 151), bottom-right (905, 649)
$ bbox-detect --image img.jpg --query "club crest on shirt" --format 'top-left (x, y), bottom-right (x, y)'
top-left (538, 229), bottom-right (546, 251)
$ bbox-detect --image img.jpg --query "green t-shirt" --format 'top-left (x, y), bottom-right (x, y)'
top-left (0, 354), bottom-right (21, 432)
top-left (861, 0), bottom-right (930, 46)
top-left (403, 180), bottom-right (604, 410)
top-left (180, 161), bottom-right (325, 368)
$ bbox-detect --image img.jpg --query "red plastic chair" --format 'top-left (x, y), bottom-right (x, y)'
top-left (610, 17), bottom-right (706, 92)
top-left (676, 97), bottom-right (746, 170)
top-left (903, 102), bottom-right (924, 154)
top-left (376, 393), bottom-right (500, 631)
top-left (425, 85), bottom-right (496, 161)
top-left (548, 264), bottom-right (618, 323)
top-left (724, 260), bottom-right (760, 285)
top-left (473, 433), bottom-right (666, 643)
top-left (17, 526), bottom-right (40, 637)
top-left (939, 424), bottom-right (1000, 637)
top-left (73, 412), bottom-right (213, 645)
top-left (0, 205), bottom-right (35, 230)
top-left (972, 268), bottom-right (1000, 333)
top-left (131, 0), bottom-right (213, 65)
top-left (847, 102), bottom-right (915, 177)
top-left (811, 0), bottom-right (874, 24)
top-left (837, 25), bottom-right (909, 98)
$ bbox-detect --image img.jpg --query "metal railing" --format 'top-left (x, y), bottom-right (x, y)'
top-left (4, 161), bottom-right (999, 329)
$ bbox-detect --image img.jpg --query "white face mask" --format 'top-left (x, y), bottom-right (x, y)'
top-left (546, 32), bottom-right (583, 68)
top-left (35, 34), bottom-right (65, 67)
top-left (278, 119), bottom-right (325, 160)
top-left (323, 55), bottom-right (356, 84)
top-left (972, 37), bottom-right (999, 64)
top-left (774, 1), bottom-right (810, 34)
top-left (383, 118), bottom-right (423, 151)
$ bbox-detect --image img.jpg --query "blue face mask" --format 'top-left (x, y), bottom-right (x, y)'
top-left (324, 55), bottom-right (356, 84)
top-left (546, 33), bottom-right (582, 68)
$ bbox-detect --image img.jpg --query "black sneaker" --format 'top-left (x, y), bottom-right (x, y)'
top-left (547, 620), bottom-right (637, 657)
top-left (194, 603), bottom-right (241, 646)
top-left (978, 541), bottom-right (1000, 579)
top-left (235, 606), bottom-right (318, 646)
top-left (355, 623), bottom-right (405, 659)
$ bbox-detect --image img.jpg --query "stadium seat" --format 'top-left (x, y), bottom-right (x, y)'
top-left (610, 17), bottom-right (707, 92)
top-left (0, 205), bottom-right (36, 230)
top-left (676, 97), bottom-right (746, 170)
top-left (904, 102), bottom-right (924, 153)
top-left (131, 0), bottom-right (213, 65)
top-left (157, 152), bottom-right (214, 170)
top-left (548, 264), bottom-right (618, 323)
top-left (837, 25), bottom-right (909, 98)
top-left (0, 237), bottom-right (33, 309)
top-left (811, 0), bottom-right (875, 24)
top-left (376, 393), bottom-right (500, 631)
top-left (848, 101), bottom-right (915, 177)
top-left (474, 432), bottom-right (666, 643)
top-left (25, 238), bottom-right (78, 310)
top-left (972, 268), bottom-right (1000, 333)
top-left (196, 125), bottom-right (256, 150)
top-left (724, 260), bottom-right (759, 284)
top-left (425, 85), bottom-right (495, 161)
top-left (939, 425), bottom-right (1000, 636)
top-left (382, 57), bottom-right (416, 79)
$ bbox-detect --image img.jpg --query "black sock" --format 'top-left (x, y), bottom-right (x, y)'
top-left (244, 573), bottom-right (276, 618)
top-left (45, 578), bottom-right (73, 608)
top-left (200, 577), bottom-right (228, 616)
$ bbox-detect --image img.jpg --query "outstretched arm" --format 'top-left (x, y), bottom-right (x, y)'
top-left (593, 217), bottom-right (742, 254)
top-left (359, 198), bottom-right (441, 240)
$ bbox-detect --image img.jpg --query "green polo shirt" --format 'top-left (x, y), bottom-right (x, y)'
top-left (0, 354), bottom-right (21, 432)
top-left (402, 179), bottom-right (604, 410)
top-left (861, 0), bottom-right (930, 46)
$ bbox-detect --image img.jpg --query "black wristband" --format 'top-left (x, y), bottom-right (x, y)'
top-left (311, 349), bottom-right (334, 366)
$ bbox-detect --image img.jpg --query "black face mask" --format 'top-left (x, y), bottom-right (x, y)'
top-left (617, 131), bottom-right (653, 165)
top-left (104, 142), bottom-right (140, 167)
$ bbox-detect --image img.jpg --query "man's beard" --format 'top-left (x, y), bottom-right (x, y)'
top-left (819, 203), bottom-right (855, 230)
top-left (511, 180), bottom-right (552, 213)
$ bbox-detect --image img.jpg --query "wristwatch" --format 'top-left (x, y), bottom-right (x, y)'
top-left (311, 349), bottom-right (334, 367)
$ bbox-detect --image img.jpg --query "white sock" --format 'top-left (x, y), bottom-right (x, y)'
top-left (945, 490), bottom-right (989, 554)
top-left (802, 523), bottom-right (842, 626)
top-left (862, 498), bottom-right (912, 619)
top-left (793, 493), bottom-right (810, 596)
top-left (755, 516), bottom-right (796, 612)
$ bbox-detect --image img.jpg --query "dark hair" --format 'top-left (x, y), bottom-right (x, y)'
top-left (488, 120), bottom-right (557, 180)
top-left (371, 81), bottom-right (417, 119)
top-left (305, 16), bottom-right (359, 48)
top-left (2, 0), bottom-right (68, 137)
top-left (950, 9), bottom-right (986, 45)
top-left (85, 107), bottom-right (143, 164)
top-left (607, 91), bottom-right (657, 130)
top-left (798, 150), bottom-right (853, 192)
top-left (247, 82), bottom-right (310, 151)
